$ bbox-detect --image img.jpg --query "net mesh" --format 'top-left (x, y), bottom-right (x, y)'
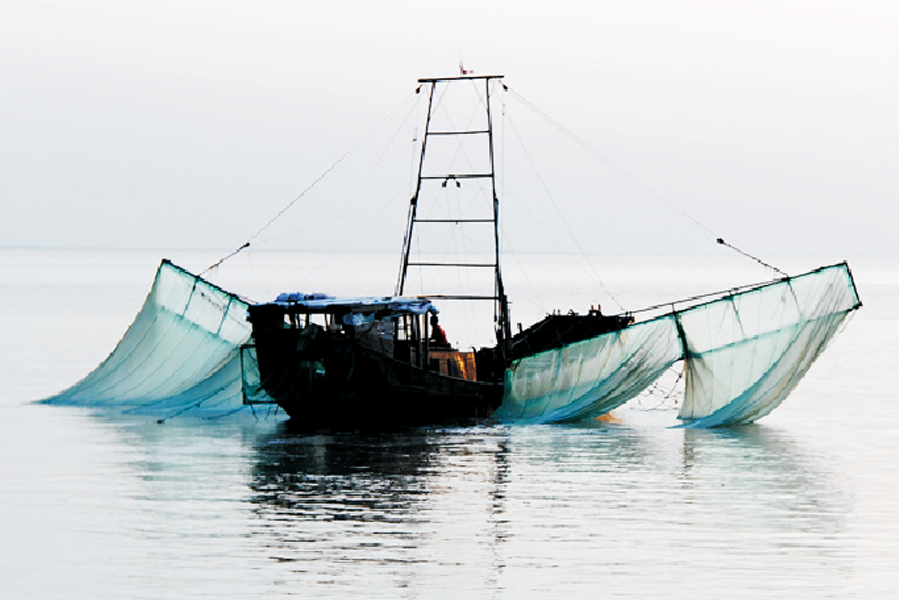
top-left (494, 316), bottom-right (683, 423)
top-left (41, 260), bottom-right (280, 420)
top-left (494, 263), bottom-right (860, 427)
top-left (676, 262), bottom-right (860, 427)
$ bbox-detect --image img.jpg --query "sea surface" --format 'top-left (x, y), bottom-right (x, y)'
top-left (0, 248), bottom-right (896, 599)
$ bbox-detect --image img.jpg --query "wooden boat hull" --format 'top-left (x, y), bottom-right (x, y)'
top-left (251, 327), bottom-right (503, 427)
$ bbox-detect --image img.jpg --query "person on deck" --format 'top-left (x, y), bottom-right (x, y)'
top-left (430, 314), bottom-right (449, 347)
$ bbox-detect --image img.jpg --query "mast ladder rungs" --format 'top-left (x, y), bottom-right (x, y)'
top-left (428, 130), bottom-right (490, 136)
top-left (414, 219), bottom-right (494, 224)
top-left (407, 262), bottom-right (496, 268)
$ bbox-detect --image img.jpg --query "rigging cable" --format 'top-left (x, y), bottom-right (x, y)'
top-left (505, 87), bottom-right (788, 278)
top-left (505, 110), bottom-right (626, 312)
top-left (202, 91), bottom-right (418, 275)
top-left (636, 365), bottom-right (684, 410)
top-left (280, 98), bottom-right (421, 291)
top-left (716, 238), bottom-right (787, 277)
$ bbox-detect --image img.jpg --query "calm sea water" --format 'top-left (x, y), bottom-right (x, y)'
top-left (0, 249), bottom-right (896, 599)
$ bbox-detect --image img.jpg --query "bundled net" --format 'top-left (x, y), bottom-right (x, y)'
top-left (42, 260), bottom-right (280, 420)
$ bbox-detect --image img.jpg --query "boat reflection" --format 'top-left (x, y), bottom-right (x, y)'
top-left (249, 425), bottom-right (443, 522)
top-left (90, 411), bottom-right (850, 594)
top-left (246, 422), bottom-right (512, 574)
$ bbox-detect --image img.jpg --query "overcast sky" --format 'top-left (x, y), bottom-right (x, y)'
top-left (1, 0), bottom-right (896, 262)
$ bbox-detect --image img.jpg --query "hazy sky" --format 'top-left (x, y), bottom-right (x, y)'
top-left (1, 0), bottom-right (896, 261)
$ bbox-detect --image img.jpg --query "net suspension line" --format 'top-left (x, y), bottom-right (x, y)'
top-left (506, 87), bottom-right (788, 277)
top-left (202, 92), bottom-right (417, 275)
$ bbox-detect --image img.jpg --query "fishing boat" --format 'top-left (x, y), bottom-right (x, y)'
top-left (43, 74), bottom-right (862, 427)
top-left (246, 294), bottom-right (505, 425)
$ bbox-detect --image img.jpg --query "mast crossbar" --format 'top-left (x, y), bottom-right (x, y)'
top-left (420, 174), bottom-right (493, 180)
top-left (414, 219), bottom-right (494, 223)
top-left (407, 262), bottom-right (496, 268)
top-left (418, 75), bottom-right (504, 83)
top-left (428, 130), bottom-right (490, 136)
top-left (422, 295), bottom-right (501, 301)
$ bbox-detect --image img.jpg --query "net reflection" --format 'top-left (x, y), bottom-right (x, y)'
top-left (679, 424), bottom-right (849, 521)
top-left (470, 419), bottom-right (852, 598)
top-left (668, 424), bottom-right (852, 595)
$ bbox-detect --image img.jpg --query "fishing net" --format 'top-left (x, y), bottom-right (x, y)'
top-left (494, 263), bottom-right (860, 427)
top-left (494, 316), bottom-right (683, 423)
top-left (676, 262), bottom-right (860, 427)
top-left (41, 260), bottom-right (281, 420)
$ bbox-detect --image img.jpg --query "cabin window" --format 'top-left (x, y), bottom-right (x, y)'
top-left (395, 314), bottom-right (413, 342)
top-left (290, 313), bottom-right (330, 330)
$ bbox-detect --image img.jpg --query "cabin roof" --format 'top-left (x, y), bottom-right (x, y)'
top-left (258, 294), bottom-right (438, 315)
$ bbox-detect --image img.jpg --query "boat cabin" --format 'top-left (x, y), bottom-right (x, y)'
top-left (247, 294), bottom-right (477, 381)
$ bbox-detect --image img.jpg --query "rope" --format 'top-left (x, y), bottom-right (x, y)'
top-left (203, 242), bottom-right (249, 274)
top-left (716, 238), bottom-right (788, 277)
top-left (201, 92), bottom-right (417, 274)
top-left (505, 86), bottom-right (786, 276)
top-left (505, 111), bottom-right (626, 312)
top-left (636, 365), bottom-right (684, 410)
top-left (622, 268), bottom-right (800, 319)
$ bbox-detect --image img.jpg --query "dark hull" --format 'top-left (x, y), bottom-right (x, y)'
top-left (252, 328), bottom-right (503, 428)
